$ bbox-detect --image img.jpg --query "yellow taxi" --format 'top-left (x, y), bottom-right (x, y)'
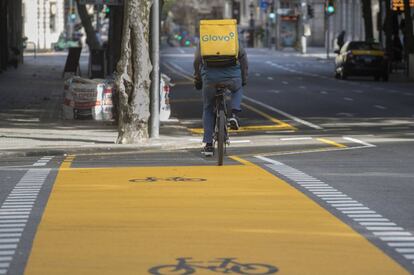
top-left (334, 41), bottom-right (389, 81)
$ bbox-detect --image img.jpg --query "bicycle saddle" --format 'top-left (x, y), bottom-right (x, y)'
top-left (214, 80), bottom-right (236, 91)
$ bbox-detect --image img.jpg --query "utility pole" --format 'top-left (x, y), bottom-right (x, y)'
top-left (150, 0), bottom-right (160, 138)
top-left (300, 0), bottom-right (307, 54)
top-left (326, 15), bottom-right (330, 59)
top-left (325, 0), bottom-right (336, 59)
top-left (274, 0), bottom-right (281, 49)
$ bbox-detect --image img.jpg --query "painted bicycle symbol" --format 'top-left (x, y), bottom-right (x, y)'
top-left (129, 177), bottom-right (207, 183)
top-left (148, 257), bottom-right (278, 275)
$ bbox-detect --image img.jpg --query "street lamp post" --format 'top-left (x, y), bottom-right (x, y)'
top-left (249, 2), bottom-right (255, 47)
top-left (150, 0), bottom-right (160, 138)
top-left (300, 0), bottom-right (307, 54)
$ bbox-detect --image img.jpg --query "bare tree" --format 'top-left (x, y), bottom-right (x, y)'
top-left (361, 0), bottom-right (374, 41)
top-left (115, 0), bottom-right (153, 143)
top-left (75, 0), bottom-right (100, 49)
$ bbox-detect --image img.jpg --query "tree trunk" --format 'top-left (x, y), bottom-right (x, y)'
top-left (75, 0), bottom-right (100, 49)
top-left (403, 0), bottom-right (414, 53)
top-left (115, 0), bottom-right (153, 144)
top-left (361, 0), bottom-right (374, 41)
top-left (383, 0), bottom-right (393, 55)
top-left (107, 5), bottom-right (124, 74)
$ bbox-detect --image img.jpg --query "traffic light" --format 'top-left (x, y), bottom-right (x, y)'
top-left (325, 0), bottom-right (335, 15)
top-left (104, 5), bottom-right (110, 18)
top-left (307, 4), bottom-right (314, 18)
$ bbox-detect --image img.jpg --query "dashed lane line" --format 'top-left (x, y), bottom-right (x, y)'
top-left (255, 155), bottom-right (414, 270)
top-left (0, 168), bottom-right (51, 275)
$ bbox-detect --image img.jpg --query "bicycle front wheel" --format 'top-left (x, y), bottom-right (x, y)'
top-left (217, 109), bottom-right (226, 166)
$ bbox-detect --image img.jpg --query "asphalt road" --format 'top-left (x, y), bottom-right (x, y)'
top-left (0, 47), bottom-right (413, 274)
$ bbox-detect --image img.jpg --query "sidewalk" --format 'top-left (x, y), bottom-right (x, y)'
top-left (0, 53), bottom-right (197, 157)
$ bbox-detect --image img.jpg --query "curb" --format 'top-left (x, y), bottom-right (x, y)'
top-left (0, 142), bottom-right (203, 158)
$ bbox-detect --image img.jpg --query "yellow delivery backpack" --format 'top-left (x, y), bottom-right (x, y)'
top-left (199, 19), bottom-right (239, 68)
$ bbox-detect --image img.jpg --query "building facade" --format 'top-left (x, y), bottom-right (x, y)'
top-left (22, 0), bottom-right (65, 50)
top-left (224, 0), bottom-right (369, 48)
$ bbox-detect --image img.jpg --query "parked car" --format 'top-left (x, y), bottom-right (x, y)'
top-left (334, 41), bottom-right (389, 81)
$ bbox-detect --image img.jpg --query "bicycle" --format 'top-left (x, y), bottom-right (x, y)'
top-left (214, 84), bottom-right (231, 166)
top-left (148, 257), bottom-right (278, 275)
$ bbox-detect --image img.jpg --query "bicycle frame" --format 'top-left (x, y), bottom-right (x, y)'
top-left (214, 88), bottom-right (230, 166)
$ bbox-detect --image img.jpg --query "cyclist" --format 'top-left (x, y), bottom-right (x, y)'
top-left (193, 32), bottom-right (248, 156)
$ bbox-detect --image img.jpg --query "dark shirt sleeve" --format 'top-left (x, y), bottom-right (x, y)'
top-left (238, 43), bottom-right (248, 85)
top-left (193, 44), bottom-right (202, 82)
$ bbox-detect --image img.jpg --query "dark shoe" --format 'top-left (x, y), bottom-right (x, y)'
top-left (229, 113), bottom-right (240, 130)
top-left (202, 145), bottom-right (214, 157)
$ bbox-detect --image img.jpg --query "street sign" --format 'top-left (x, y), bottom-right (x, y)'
top-left (277, 8), bottom-right (293, 15)
top-left (79, 0), bottom-right (123, 5)
top-left (392, 0), bottom-right (414, 11)
top-left (260, 0), bottom-right (270, 10)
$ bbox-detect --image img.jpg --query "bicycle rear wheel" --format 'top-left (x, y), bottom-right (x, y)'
top-left (217, 109), bottom-right (226, 166)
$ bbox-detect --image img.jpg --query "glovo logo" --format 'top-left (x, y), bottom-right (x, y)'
top-left (202, 32), bottom-right (235, 42)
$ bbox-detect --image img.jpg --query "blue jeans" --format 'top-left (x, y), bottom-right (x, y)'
top-left (202, 78), bottom-right (243, 144)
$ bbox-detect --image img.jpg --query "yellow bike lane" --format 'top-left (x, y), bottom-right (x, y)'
top-left (25, 156), bottom-right (408, 274)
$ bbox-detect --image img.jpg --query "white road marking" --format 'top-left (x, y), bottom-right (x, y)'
top-left (380, 237), bottom-right (414, 241)
top-left (342, 137), bottom-right (376, 147)
top-left (0, 251), bottom-right (15, 256)
top-left (255, 73), bottom-right (261, 77)
top-left (164, 62), bottom-right (193, 81)
top-left (267, 76), bottom-right (274, 80)
top-left (344, 97), bottom-right (354, 101)
top-left (0, 168), bottom-right (50, 275)
top-left (360, 222), bottom-right (397, 226)
top-left (267, 90), bottom-right (281, 94)
top-left (230, 140), bottom-right (251, 144)
top-left (256, 155), bottom-right (414, 265)
top-left (320, 91), bottom-right (328, 94)
top-left (388, 243), bottom-right (414, 247)
top-left (243, 96), bottom-right (323, 130)
top-left (337, 207), bottom-right (370, 210)
top-left (279, 137), bottom-right (313, 141)
top-left (372, 231), bottom-right (407, 235)
top-left (282, 81), bottom-right (289, 85)
top-left (354, 218), bottom-right (390, 222)
top-left (374, 105), bottom-right (387, 110)
top-left (396, 249), bottom-right (414, 253)
top-left (0, 216), bottom-right (29, 220)
top-left (32, 156), bottom-right (53, 167)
